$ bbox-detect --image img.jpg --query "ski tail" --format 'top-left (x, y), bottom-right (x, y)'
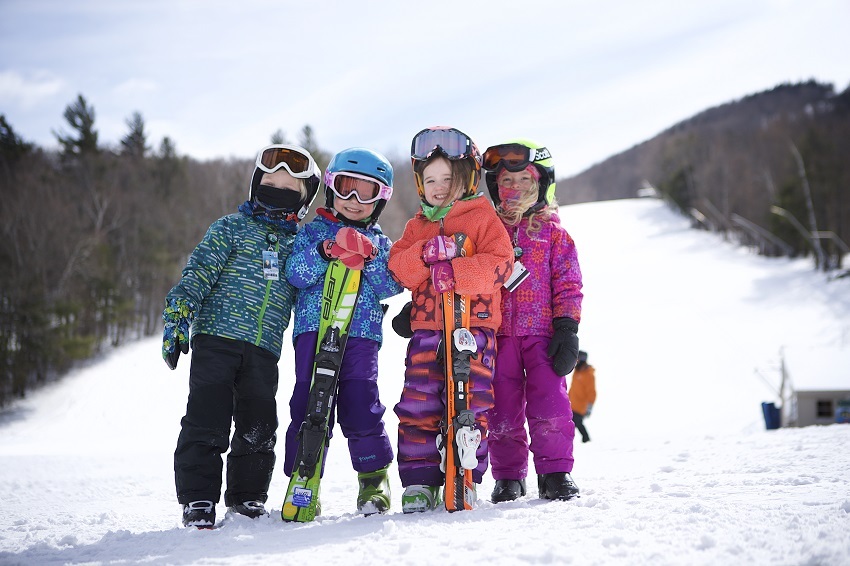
top-left (282, 260), bottom-right (362, 522)
top-left (435, 232), bottom-right (478, 512)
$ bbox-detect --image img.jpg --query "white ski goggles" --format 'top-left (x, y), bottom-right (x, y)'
top-left (255, 144), bottom-right (319, 178)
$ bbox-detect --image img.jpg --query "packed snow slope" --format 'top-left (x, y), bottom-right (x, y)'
top-left (1, 198), bottom-right (848, 565)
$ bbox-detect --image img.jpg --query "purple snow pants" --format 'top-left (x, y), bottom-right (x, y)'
top-left (283, 332), bottom-right (393, 476)
top-left (488, 335), bottom-right (575, 479)
top-left (394, 328), bottom-right (496, 487)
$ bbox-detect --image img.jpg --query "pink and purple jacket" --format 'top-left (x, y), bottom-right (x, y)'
top-left (498, 212), bottom-right (583, 337)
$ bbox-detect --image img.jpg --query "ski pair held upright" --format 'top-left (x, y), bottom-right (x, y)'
top-left (282, 260), bottom-right (362, 522)
top-left (433, 231), bottom-right (480, 512)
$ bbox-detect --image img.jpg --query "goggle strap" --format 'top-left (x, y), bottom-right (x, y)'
top-left (531, 147), bottom-right (551, 162)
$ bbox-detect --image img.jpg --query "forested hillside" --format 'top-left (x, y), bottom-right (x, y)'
top-left (3, 81), bottom-right (849, 406)
top-left (559, 80), bottom-right (850, 268)
top-left (0, 97), bottom-right (421, 406)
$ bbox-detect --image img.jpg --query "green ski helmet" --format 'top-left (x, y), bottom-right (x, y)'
top-left (482, 139), bottom-right (556, 214)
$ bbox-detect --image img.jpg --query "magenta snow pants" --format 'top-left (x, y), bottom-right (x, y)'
top-left (488, 335), bottom-right (575, 479)
top-left (394, 328), bottom-right (496, 486)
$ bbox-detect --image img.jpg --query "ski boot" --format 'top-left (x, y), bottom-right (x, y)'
top-left (227, 500), bottom-right (268, 519)
top-left (538, 472), bottom-right (580, 501)
top-left (491, 479), bottom-right (526, 503)
top-left (401, 485), bottom-right (442, 514)
top-left (182, 500), bottom-right (215, 528)
top-left (357, 465), bottom-right (391, 515)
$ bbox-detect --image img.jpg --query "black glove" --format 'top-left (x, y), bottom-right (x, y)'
top-left (547, 317), bottom-right (579, 376)
top-left (392, 301), bottom-right (414, 339)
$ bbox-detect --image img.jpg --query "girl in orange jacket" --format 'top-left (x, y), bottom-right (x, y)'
top-left (389, 127), bottom-right (513, 513)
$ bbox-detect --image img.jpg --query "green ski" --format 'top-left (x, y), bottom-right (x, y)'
top-left (281, 260), bottom-right (362, 522)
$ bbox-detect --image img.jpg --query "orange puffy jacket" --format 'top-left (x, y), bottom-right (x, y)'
top-left (388, 196), bottom-right (513, 331)
top-left (569, 363), bottom-right (596, 415)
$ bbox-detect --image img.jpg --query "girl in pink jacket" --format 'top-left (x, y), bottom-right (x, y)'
top-left (482, 139), bottom-right (584, 503)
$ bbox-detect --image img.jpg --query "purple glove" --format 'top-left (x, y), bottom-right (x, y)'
top-left (430, 260), bottom-right (455, 293)
top-left (422, 235), bottom-right (458, 265)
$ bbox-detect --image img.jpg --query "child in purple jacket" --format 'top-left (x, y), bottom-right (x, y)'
top-left (481, 139), bottom-right (584, 503)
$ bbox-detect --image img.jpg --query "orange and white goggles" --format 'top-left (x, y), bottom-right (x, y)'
top-left (255, 144), bottom-right (318, 178)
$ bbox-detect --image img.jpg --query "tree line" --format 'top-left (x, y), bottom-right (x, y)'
top-left (0, 95), bottom-right (423, 406)
top-left (559, 80), bottom-right (850, 272)
top-left (5, 81), bottom-right (848, 406)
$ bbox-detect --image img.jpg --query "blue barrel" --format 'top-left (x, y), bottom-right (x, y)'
top-left (761, 402), bottom-right (781, 430)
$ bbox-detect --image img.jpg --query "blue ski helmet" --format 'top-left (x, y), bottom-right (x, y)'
top-left (323, 148), bottom-right (394, 224)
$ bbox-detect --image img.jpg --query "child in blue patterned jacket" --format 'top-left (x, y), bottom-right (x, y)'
top-left (283, 147), bottom-right (402, 515)
top-left (162, 144), bottom-right (320, 528)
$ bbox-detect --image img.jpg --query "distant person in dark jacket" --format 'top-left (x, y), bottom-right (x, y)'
top-left (569, 351), bottom-right (596, 443)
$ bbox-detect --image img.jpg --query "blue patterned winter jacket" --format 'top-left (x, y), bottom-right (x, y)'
top-left (166, 204), bottom-right (297, 358)
top-left (285, 212), bottom-right (403, 345)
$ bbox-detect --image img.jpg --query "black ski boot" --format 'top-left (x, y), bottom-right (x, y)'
top-left (228, 500), bottom-right (268, 519)
top-left (538, 472), bottom-right (580, 501)
top-left (182, 500), bottom-right (215, 528)
top-left (491, 479), bottom-right (526, 503)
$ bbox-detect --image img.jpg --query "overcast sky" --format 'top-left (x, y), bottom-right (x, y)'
top-left (1, 0), bottom-right (848, 176)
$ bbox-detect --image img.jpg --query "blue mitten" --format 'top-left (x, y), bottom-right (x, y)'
top-left (162, 298), bottom-right (195, 370)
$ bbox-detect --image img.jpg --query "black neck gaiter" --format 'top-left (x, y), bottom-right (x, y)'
top-left (255, 185), bottom-right (302, 211)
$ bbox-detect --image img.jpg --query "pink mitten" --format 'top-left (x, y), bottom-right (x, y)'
top-left (338, 253), bottom-right (365, 270)
top-left (319, 240), bottom-right (365, 270)
top-left (422, 235), bottom-right (458, 265)
top-left (336, 227), bottom-right (377, 261)
top-left (430, 260), bottom-right (455, 293)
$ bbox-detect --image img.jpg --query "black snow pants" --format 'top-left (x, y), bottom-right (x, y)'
top-left (174, 334), bottom-right (279, 506)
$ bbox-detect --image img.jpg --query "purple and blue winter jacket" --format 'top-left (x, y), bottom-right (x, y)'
top-left (284, 212), bottom-right (403, 345)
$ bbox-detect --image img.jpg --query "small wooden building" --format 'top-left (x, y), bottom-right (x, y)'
top-left (786, 390), bottom-right (850, 427)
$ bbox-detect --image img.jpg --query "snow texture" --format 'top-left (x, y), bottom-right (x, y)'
top-left (1, 198), bottom-right (848, 565)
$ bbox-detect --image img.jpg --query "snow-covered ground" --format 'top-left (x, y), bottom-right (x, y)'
top-left (1, 198), bottom-right (848, 565)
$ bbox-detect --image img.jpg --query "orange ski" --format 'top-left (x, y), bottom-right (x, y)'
top-left (434, 232), bottom-right (479, 512)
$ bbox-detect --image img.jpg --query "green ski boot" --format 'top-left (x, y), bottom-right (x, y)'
top-left (357, 465), bottom-right (391, 515)
top-left (401, 485), bottom-right (442, 514)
